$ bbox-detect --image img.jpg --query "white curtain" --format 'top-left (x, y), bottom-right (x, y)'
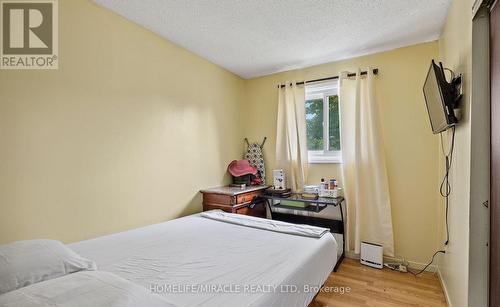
top-left (339, 69), bottom-right (395, 256)
top-left (276, 82), bottom-right (308, 192)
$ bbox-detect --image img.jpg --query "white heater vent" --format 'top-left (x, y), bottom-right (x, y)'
top-left (360, 241), bottom-right (383, 269)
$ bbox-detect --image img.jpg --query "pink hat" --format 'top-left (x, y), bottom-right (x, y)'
top-left (227, 160), bottom-right (257, 177)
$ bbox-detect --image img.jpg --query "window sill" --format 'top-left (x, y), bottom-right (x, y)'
top-left (308, 152), bottom-right (342, 164)
top-left (309, 158), bottom-right (342, 164)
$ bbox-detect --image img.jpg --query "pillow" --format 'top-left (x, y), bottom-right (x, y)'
top-left (0, 239), bottom-right (96, 294)
top-left (0, 271), bottom-right (176, 307)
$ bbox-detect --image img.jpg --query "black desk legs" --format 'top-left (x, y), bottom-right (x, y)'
top-left (334, 200), bottom-right (346, 272)
top-left (265, 199), bottom-right (273, 219)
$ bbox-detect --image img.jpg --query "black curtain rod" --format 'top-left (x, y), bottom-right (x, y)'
top-left (278, 68), bottom-right (379, 88)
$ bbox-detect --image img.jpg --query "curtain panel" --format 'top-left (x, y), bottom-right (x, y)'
top-left (339, 69), bottom-right (395, 256)
top-left (276, 82), bottom-right (308, 192)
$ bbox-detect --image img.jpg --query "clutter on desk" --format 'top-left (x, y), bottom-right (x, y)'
top-left (304, 178), bottom-right (344, 198)
top-left (320, 177), bottom-right (343, 198)
top-left (279, 200), bottom-right (310, 208)
top-left (227, 159), bottom-right (263, 186)
top-left (267, 170), bottom-right (343, 198)
top-left (319, 187), bottom-right (343, 198)
top-left (304, 185), bottom-right (320, 194)
top-left (273, 169), bottom-right (286, 190)
top-left (264, 187), bottom-right (292, 198)
top-left (299, 192), bottom-right (319, 200)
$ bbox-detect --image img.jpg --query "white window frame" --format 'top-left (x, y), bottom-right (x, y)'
top-left (305, 81), bottom-right (342, 164)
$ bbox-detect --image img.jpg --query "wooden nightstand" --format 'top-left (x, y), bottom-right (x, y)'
top-left (200, 185), bottom-right (269, 218)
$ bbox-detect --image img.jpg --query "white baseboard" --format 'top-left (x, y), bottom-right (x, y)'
top-left (437, 268), bottom-right (452, 307)
top-left (345, 250), bottom-right (359, 259)
top-left (384, 255), bottom-right (438, 272)
top-left (344, 252), bottom-right (437, 272)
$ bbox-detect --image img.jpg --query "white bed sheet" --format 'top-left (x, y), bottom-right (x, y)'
top-left (0, 271), bottom-right (176, 307)
top-left (69, 214), bottom-right (338, 307)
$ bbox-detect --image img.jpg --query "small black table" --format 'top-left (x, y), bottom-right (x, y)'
top-left (257, 193), bottom-right (345, 271)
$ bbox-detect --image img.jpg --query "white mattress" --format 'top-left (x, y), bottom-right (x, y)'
top-left (69, 214), bottom-right (338, 307)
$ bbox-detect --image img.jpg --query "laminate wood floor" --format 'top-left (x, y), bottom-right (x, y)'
top-left (309, 258), bottom-right (447, 307)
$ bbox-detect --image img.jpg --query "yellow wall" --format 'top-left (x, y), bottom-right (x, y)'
top-left (437, 0), bottom-right (474, 306)
top-left (0, 0), bottom-right (451, 275)
top-left (0, 0), bottom-right (246, 244)
top-left (243, 42), bottom-right (441, 265)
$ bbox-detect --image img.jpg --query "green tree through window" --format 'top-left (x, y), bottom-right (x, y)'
top-left (329, 95), bottom-right (341, 151)
top-left (305, 98), bottom-right (323, 150)
top-left (305, 95), bottom-right (341, 151)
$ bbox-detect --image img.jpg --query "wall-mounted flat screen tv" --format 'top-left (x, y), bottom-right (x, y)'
top-left (423, 60), bottom-right (459, 134)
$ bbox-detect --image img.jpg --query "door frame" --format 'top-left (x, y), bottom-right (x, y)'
top-left (490, 1), bottom-right (500, 306)
top-left (469, 4), bottom-right (491, 307)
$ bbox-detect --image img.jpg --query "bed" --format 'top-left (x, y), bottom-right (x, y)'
top-left (69, 212), bottom-right (339, 307)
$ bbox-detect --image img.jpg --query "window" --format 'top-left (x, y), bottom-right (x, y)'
top-left (305, 80), bottom-right (341, 163)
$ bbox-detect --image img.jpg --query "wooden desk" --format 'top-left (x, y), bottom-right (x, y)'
top-left (200, 185), bottom-right (269, 218)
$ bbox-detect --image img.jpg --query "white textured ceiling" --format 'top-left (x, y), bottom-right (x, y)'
top-left (94, 0), bottom-right (451, 79)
